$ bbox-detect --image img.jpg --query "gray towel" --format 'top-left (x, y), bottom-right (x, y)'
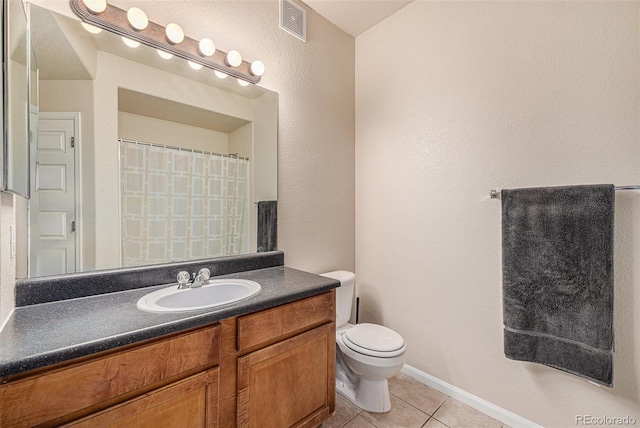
top-left (502, 185), bottom-right (614, 386)
top-left (257, 201), bottom-right (277, 252)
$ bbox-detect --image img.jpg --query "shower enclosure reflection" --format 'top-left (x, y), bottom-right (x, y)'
top-left (119, 138), bottom-right (250, 267)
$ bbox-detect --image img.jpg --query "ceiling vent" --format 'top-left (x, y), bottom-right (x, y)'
top-left (279, 0), bottom-right (306, 42)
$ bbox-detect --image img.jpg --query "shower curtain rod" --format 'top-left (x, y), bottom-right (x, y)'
top-left (119, 138), bottom-right (249, 161)
top-left (489, 185), bottom-right (640, 199)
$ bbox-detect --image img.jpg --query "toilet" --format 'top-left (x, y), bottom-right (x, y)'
top-left (320, 271), bottom-right (406, 413)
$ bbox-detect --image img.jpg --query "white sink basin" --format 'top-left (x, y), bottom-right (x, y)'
top-left (137, 279), bottom-right (261, 313)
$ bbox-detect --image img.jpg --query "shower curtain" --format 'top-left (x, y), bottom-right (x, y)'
top-left (119, 141), bottom-right (249, 267)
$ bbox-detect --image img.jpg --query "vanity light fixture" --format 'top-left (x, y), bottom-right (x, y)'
top-left (237, 78), bottom-right (250, 87)
top-left (82, 0), bottom-right (106, 14)
top-left (250, 60), bottom-right (265, 77)
top-left (198, 38), bottom-right (216, 57)
top-left (126, 7), bottom-right (148, 31)
top-left (225, 50), bottom-right (242, 67)
top-left (71, 0), bottom-right (264, 84)
top-left (165, 23), bottom-right (185, 44)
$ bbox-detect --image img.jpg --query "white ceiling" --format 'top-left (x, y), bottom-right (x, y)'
top-left (302, 0), bottom-right (413, 37)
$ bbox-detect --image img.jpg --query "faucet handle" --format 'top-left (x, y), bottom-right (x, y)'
top-left (177, 271), bottom-right (191, 288)
top-left (197, 268), bottom-right (211, 285)
top-left (198, 268), bottom-right (210, 280)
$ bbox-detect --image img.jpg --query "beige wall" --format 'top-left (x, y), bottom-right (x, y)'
top-left (0, 0), bottom-right (355, 325)
top-left (14, 197), bottom-right (27, 279)
top-left (0, 193), bottom-right (16, 328)
top-left (355, 1), bottom-right (639, 426)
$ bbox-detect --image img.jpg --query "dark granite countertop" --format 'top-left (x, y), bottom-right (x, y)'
top-left (0, 266), bottom-right (339, 378)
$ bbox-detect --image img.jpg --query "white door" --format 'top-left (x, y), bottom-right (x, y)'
top-left (30, 113), bottom-right (80, 277)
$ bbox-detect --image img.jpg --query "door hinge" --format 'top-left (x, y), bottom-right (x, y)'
top-left (71, 221), bottom-right (76, 232)
top-left (71, 136), bottom-right (75, 148)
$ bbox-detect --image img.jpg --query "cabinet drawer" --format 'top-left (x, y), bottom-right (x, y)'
top-left (0, 324), bottom-right (221, 427)
top-left (65, 367), bottom-right (219, 428)
top-left (237, 291), bottom-right (335, 351)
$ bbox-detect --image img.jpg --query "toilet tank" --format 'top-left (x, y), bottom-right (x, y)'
top-left (320, 270), bottom-right (355, 328)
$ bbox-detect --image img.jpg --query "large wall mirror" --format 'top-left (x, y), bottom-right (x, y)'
top-left (16, 1), bottom-right (278, 279)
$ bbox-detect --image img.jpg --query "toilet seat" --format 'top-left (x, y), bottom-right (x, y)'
top-left (343, 323), bottom-right (405, 358)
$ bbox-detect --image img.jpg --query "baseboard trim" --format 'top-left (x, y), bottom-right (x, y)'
top-left (401, 364), bottom-right (542, 428)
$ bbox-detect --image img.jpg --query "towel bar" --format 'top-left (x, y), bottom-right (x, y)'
top-left (489, 185), bottom-right (640, 199)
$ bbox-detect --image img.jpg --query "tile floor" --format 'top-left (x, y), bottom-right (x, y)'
top-left (323, 372), bottom-right (508, 428)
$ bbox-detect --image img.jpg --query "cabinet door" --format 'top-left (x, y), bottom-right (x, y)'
top-left (66, 368), bottom-right (219, 428)
top-left (237, 323), bottom-right (335, 428)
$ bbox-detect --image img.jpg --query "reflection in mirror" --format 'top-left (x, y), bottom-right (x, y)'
top-left (5, 0), bottom-right (30, 197)
top-left (18, 3), bottom-right (277, 279)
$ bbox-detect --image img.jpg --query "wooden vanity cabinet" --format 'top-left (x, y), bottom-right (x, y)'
top-left (0, 290), bottom-right (336, 428)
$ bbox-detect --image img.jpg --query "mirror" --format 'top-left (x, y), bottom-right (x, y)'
top-left (4, 0), bottom-right (31, 197)
top-left (17, 2), bottom-right (277, 278)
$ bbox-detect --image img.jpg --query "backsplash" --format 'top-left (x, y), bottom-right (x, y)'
top-left (15, 251), bottom-right (284, 307)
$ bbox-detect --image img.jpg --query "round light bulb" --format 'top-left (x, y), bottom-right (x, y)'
top-left (157, 49), bottom-right (173, 60)
top-left (250, 60), bottom-right (265, 77)
top-left (81, 22), bottom-right (102, 34)
top-left (237, 78), bottom-right (250, 87)
top-left (122, 37), bottom-right (140, 48)
top-left (165, 23), bottom-right (184, 44)
top-left (82, 0), bottom-right (107, 14)
top-left (214, 70), bottom-right (228, 79)
top-left (127, 7), bottom-right (148, 31)
top-left (188, 61), bottom-right (203, 71)
top-left (198, 38), bottom-right (216, 57)
top-left (225, 50), bottom-right (242, 67)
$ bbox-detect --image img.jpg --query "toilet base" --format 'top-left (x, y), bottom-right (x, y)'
top-left (336, 377), bottom-right (391, 413)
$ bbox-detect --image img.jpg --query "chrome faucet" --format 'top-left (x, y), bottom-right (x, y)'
top-left (191, 268), bottom-right (211, 288)
top-left (176, 268), bottom-right (211, 289)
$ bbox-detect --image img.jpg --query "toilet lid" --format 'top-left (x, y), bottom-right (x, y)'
top-left (343, 323), bottom-right (405, 357)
